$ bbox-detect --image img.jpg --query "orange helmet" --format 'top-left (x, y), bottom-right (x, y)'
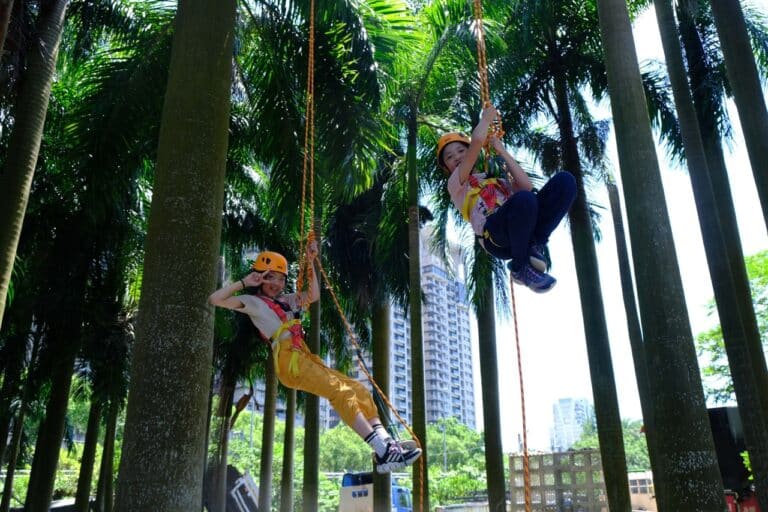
top-left (252, 251), bottom-right (288, 274)
top-left (436, 132), bottom-right (470, 172)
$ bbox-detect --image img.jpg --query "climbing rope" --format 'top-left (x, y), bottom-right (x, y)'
top-left (471, 0), bottom-right (503, 173)
top-left (472, 0), bottom-right (531, 510)
top-left (297, 0), bottom-right (317, 305)
top-left (294, 0), bottom-right (425, 507)
top-left (510, 281), bottom-right (531, 511)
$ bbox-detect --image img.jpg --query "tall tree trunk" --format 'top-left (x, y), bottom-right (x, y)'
top-left (658, 2), bottom-right (768, 509)
top-left (74, 399), bottom-right (103, 512)
top-left (203, 256), bottom-right (226, 509)
top-left (280, 389), bottom-right (296, 512)
top-left (26, 226), bottom-right (93, 512)
top-left (303, 289), bottom-right (321, 512)
top-left (606, 181), bottom-right (664, 500)
top-left (0, 0), bottom-right (13, 57)
top-left (0, 411), bottom-right (24, 512)
top-left (708, 0), bottom-right (768, 232)
top-left (211, 380), bottom-right (235, 512)
top-left (553, 71), bottom-right (630, 512)
top-left (594, 0), bottom-right (726, 508)
top-left (0, 328), bottom-right (27, 467)
top-left (406, 109), bottom-right (429, 512)
top-left (25, 351), bottom-right (79, 511)
top-left (0, 325), bottom-right (41, 512)
top-left (0, 0), bottom-right (68, 329)
top-left (259, 353), bottom-right (278, 512)
top-left (474, 259), bottom-right (505, 511)
top-left (96, 398), bottom-right (119, 512)
top-left (112, 0), bottom-right (235, 509)
top-left (372, 301), bottom-right (392, 512)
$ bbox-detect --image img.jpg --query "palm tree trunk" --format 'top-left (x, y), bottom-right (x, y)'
top-left (371, 301), bottom-right (392, 512)
top-left (606, 181), bottom-right (664, 500)
top-left (203, 256), bottom-right (226, 509)
top-left (594, 0), bottom-right (726, 508)
top-left (0, 0), bottom-right (13, 57)
top-left (211, 380), bottom-right (235, 512)
top-left (25, 354), bottom-right (78, 511)
top-left (74, 399), bottom-right (103, 512)
top-left (0, 411), bottom-right (24, 512)
top-left (708, 0), bottom-right (768, 232)
top-left (658, 2), bottom-right (768, 509)
top-left (0, 325), bottom-right (41, 512)
top-left (112, 0), bottom-right (236, 509)
top-left (303, 294), bottom-right (321, 512)
top-left (473, 260), bottom-right (505, 511)
top-left (0, 334), bottom-right (26, 467)
top-left (0, 0), bottom-right (68, 330)
top-left (406, 109), bottom-right (429, 512)
top-left (259, 353), bottom-right (278, 512)
top-left (553, 71), bottom-right (631, 512)
top-left (96, 398), bottom-right (119, 512)
top-left (280, 388), bottom-right (296, 512)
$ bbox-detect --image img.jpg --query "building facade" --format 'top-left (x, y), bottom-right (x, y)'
top-left (550, 397), bottom-right (593, 451)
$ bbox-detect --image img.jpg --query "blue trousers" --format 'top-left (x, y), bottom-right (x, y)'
top-left (482, 171), bottom-right (577, 263)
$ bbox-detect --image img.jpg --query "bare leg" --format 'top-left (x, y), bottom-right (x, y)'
top-left (352, 413), bottom-right (375, 440)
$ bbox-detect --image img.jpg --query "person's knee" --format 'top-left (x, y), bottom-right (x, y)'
top-left (552, 171), bottom-right (577, 195)
top-left (509, 189), bottom-right (537, 210)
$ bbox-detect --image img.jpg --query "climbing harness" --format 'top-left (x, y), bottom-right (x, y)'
top-left (257, 295), bottom-right (304, 377)
top-left (460, 174), bottom-right (512, 221)
top-left (471, 0), bottom-right (532, 510)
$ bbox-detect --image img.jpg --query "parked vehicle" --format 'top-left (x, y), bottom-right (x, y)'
top-left (339, 472), bottom-right (411, 512)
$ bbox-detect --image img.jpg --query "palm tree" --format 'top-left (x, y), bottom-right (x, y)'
top-left (280, 388), bottom-right (297, 512)
top-left (654, 0), bottom-right (768, 508)
top-left (323, 166), bottom-right (420, 510)
top-left (112, 0), bottom-right (237, 509)
top-left (470, 248), bottom-right (507, 510)
top-left (0, 0), bottom-right (68, 330)
top-left (605, 179), bottom-right (663, 499)
top-left (495, 1), bottom-right (630, 507)
top-left (235, 0), bottom-right (415, 506)
top-left (595, 0), bottom-right (725, 508)
top-left (708, 0), bottom-right (768, 232)
top-left (389, 3), bottom-right (488, 505)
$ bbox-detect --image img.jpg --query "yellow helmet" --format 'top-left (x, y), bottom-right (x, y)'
top-left (252, 251), bottom-right (288, 274)
top-left (436, 132), bottom-right (470, 172)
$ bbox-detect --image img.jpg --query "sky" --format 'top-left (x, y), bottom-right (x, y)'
top-left (464, 2), bottom-right (768, 453)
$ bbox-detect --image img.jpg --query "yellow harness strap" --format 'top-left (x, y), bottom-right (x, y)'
top-left (271, 319), bottom-right (303, 377)
top-left (460, 177), bottom-right (506, 221)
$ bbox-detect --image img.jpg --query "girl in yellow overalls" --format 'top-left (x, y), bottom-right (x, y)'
top-left (208, 241), bottom-right (420, 473)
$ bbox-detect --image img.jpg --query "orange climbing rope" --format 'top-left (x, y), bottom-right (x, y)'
top-left (510, 281), bottom-right (531, 511)
top-left (296, 0), bottom-right (317, 304)
top-left (294, 1), bottom-right (425, 508)
top-left (472, 1), bottom-right (531, 510)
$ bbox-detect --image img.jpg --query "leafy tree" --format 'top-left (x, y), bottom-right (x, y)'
top-left (0, 0), bottom-right (68, 331)
top-left (318, 425), bottom-right (372, 472)
top-left (573, 418), bottom-right (650, 473)
top-left (697, 250), bottom-right (768, 404)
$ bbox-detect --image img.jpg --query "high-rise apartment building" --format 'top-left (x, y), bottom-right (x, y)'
top-left (327, 227), bottom-right (476, 430)
top-left (550, 397), bottom-right (593, 451)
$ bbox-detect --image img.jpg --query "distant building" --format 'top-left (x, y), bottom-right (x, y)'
top-left (550, 398), bottom-right (593, 451)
